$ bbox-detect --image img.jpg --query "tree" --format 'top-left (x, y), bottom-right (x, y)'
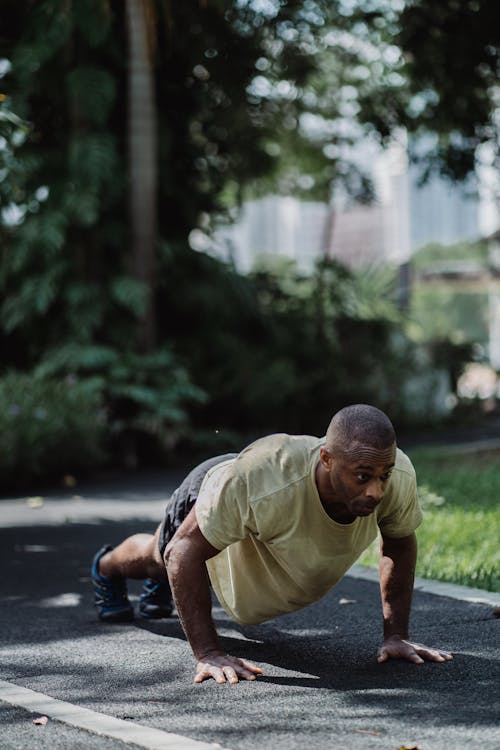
top-left (126, 0), bottom-right (158, 352)
top-left (0, 0), bottom-right (390, 369)
top-left (349, 0), bottom-right (499, 181)
top-left (399, 0), bottom-right (499, 181)
top-left (1, 0), bottom-right (496, 461)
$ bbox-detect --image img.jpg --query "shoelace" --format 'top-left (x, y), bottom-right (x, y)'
top-left (94, 576), bottom-right (129, 605)
top-left (141, 579), bottom-right (168, 602)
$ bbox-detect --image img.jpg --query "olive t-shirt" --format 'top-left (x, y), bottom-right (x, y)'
top-left (195, 433), bottom-right (422, 626)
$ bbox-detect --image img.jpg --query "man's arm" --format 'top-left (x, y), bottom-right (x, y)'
top-left (164, 507), bottom-right (263, 684)
top-left (377, 532), bottom-right (452, 664)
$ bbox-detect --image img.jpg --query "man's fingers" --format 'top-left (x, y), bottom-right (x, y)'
top-left (415, 647), bottom-right (453, 662)
top-left (225, 657), bottom-right (263, 680)
top-left (194, 664), bottom-right (226, 685)
top-left (421, 652), bottom-right (445, 663)
top-left (222, 666), bottom-right (239, 684)
top-left (194, 656), bottom-right (264, 684)
top-left (377, 647), bottom-right (423, 663)
top-left (239, 659), bottom-right (264, 675)
top-left (378, 640), bottom-right (453, 665)
top-left (377, 649), bottom-right (388, 663)
top-left (407, 651), bottom-right (425, 664)
top-left (230, 662), bottom-right (259, 681)
top-left (194, 666), bottom-right (226, 684)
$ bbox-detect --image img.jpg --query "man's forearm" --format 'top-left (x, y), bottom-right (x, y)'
top-left (379, 532), bottom-right (417, 639)
top-left (165, 544), bottom-right (222, 660)
top-left (163, 516), bottom-right (264, 683)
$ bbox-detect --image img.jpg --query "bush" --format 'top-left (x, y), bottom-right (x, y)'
top-left (0, 372), bottom-right (106, 488)
top-left (33, 344), bottom-right (207, 468)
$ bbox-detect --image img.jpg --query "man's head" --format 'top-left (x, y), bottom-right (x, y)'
top-left (317, 404), bottom-right (397, 521)
top-left (325, 404), bottom-right (396, 456)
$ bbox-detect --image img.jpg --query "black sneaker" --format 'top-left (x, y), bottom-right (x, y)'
top-left (91, 545), bottom-right (134, 623)
top-left (138, 578), bottom-right (173, 619)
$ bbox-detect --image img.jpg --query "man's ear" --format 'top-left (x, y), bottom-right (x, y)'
top-left (319, 446), bottom-right (334, 471)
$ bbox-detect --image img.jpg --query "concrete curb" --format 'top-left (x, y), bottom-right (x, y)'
top-left (348, 564), bottom-right (500, 607)
top-left (0, 681), bottom-right (229, 750)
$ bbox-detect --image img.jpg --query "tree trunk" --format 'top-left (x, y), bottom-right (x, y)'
top-left (126, 0), bottom-right (157, 352)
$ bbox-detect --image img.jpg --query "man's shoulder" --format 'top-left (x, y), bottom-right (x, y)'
top-left (239, 432), bottom-right (321, 456)
top-left (382, 448), bottom-right (416, 502)
top-left (233, 433), bottom-right (322, 502)
top-left (394, 447), bottom-right (416, 479)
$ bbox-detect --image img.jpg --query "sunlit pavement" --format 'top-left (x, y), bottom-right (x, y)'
top-left (1, 471), bottom-right (499, 750)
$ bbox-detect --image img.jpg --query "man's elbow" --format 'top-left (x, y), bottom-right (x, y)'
top-left (380, 532), bottom-right (417, 562)
top-left (163, 518), bottom-right (220, 575)
top-left (163, 534), bottom-right (209, 573)
top-left (163, 536), bottom-right (185, 574)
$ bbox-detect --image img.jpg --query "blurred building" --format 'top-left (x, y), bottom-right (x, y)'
top-left (408, 167), bottom-right (479, 249)
top-left (215, 195), bottom-right (328, 274)
top-left (212, 142), bottom-right (485, 274)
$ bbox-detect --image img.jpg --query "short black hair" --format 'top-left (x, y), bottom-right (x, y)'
top-left (326, 404), bottom-right (396, 453)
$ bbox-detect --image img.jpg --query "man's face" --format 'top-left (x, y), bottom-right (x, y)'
top-left (320, 442), bottom-right (396, 519)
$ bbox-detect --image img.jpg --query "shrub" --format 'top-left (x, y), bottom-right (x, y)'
top-left (33, 344), bottom-right (207, 467)
top-left (0, 372), bottom-right (106, 488)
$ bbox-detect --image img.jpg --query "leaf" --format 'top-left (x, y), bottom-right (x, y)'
top-left (68, 134), bottom-right (117, 189)
top-left (110, 276), bottom-right (148, 315)
top-left (26, 496), bottom-right (44, 508)
top-left (63, 474), bottom-right (77, 488)
top-left (66, 66), bottom-right (116, 125)
top-left (32, 716), bottom-right (49, 725)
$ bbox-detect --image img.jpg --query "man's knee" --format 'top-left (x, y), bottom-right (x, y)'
top-left (152, 524), bottom-right (166, 572)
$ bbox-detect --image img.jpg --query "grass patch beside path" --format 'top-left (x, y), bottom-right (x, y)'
top-left (359, 445), bottom-right (500, 593)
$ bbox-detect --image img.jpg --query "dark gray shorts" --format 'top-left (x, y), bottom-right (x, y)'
top-left (158, 453), bottom-right (237, 558)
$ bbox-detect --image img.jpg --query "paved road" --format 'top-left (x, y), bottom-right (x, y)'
top-left (1, 472), bottom-right (499, 750)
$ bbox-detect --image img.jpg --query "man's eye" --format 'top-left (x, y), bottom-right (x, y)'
top-left (381, 472), bottom-right (393, 482)
top-left (356, 474), bottom-right (370, 481)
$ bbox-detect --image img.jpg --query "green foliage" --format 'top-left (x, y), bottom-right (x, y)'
top-left (410, 446), bottom-right (500, 592)
top-left (1, 0), bottom-right (492, 471)
top-left (416, 508), bottom-right (499, 593)
top-left (66, 66), bottom-right (116, 126)
top-left (0, 100), bottom-right (32, 208)
top-left (412, 240), bottom-right (490, 271)
top-left (0, 0), bottom-right (126, 371)
top-left (158, 246), bottom-right (438, 441)
top-left (397, 0), bottom-right (499, 180)
top-left (407, 445), bottom-right (500, 511)
top-left (410, 287), bottom-right (489, 346)
top-left (34, 343), bottom-right (207, 461)
top-left (349, 0), bottom-right (499, 180)
top-left (417, 485), bottom-right (446, 509)
top-left (408, 241), bottom-right (490, 349)
top-left (0, 372), bottom-right (105, 487)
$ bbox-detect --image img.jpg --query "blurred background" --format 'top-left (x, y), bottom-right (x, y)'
top-left (1, 0), bottom-right (499, 489)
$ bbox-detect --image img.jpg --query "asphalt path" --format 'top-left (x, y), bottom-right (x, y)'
top-left (1, 471), bottom-right (499, 750)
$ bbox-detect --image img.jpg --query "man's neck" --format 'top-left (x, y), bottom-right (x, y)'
top-left (315, 461), bottom-right (356, 524)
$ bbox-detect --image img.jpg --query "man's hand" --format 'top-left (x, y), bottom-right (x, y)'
top-left (194, 652), bottom-right (264, 684)
top-left (165, 510), bottom-right (263, 686)
top-left (377, 635), bottom-right (453, 664)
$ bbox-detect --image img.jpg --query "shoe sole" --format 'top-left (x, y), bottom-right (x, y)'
top-left (98, 609), bottom-right (135, 623)
top-left (138, 609), bottom-right (173, 620)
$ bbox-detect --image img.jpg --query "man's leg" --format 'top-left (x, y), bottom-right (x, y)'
top-left (98, 528), bottom-right (165, 580)
top-left (92, 453), bottom-right (237, 623)
top-left (92, 525), bottom-right (170, 622)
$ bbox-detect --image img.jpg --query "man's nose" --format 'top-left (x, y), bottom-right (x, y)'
top-left (365, 479), bottom-right (384, 502)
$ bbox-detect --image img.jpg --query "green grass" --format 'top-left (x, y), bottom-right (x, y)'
top-left (359, 445), bottom-right (500, 592)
